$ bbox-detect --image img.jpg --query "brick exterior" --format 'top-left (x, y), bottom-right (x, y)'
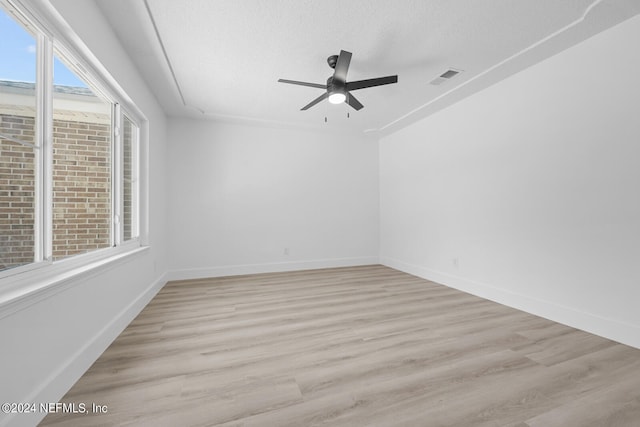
top-left (123, 119), bottom-right (133, 240)
top-left (0, 114), bottom-right (36, 270)
top-left (0, 109), bottom-right (112, 270)
top-left (52, 116), bottom-right (111, 260)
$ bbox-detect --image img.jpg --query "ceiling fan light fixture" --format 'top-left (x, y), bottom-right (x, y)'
top-left (278, 49), bottom-right (397, 111)
top-left (328, 92), bottom-right (346, 104)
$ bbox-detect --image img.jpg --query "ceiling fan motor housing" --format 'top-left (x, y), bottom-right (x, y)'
top-left (326, 76), bottom-right (345, 93)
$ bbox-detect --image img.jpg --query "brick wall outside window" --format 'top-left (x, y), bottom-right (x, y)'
top-left (0, 106), bottom-right (111, 270)
top-left (123, 118), bottom-right (133, 241)
top-left (52, 114), bottom-right (111, 260)
top-left (0, 113), bottom-right (36, 270)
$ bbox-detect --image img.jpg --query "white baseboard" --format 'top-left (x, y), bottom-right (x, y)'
top-left (380, 256), bottom-right (640, 350)
top-left (4, 273), bottom-right (168, 427)
top-left (168, 256), bottom-right (380, 282)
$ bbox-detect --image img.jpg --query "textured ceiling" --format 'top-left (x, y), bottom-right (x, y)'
top-left (95, 0), bottom-right (640, 135)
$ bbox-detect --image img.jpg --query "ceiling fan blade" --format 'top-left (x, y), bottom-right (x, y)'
top-left (333, 50), bottom-right (352, 84)
top-left (278, 79), bottom-right (327, 89)
top-left (346, 75), bottom-right (398, 91)
top-left (345, 92), bottom-right (364, 111)
top-left (301, 92), bottom-right (329, 110)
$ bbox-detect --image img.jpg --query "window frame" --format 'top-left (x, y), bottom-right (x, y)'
top-left (51, 45), bottom-right (118, 261)
top-left (119, 110), bottom-right (140, 244)
top-left (0, 0), bottom-right (147, 294)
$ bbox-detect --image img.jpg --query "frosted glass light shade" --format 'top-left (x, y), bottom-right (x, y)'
top-left (328, 92), bottom-right (346, 104)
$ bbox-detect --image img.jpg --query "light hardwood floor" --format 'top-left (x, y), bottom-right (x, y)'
top-left (41, 265), bottom-right (640, 426)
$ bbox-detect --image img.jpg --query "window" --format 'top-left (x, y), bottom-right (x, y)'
top-left (122, 115), bottom-right (139, 242)
top-left (0, 2), bottom-right (143, 278)
top-left (0, 6), bottom-right (37, 271)
top-left (52, 55), bottom-right (113, 260)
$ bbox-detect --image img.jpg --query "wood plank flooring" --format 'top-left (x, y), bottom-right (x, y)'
top-left (41, 265), bottom-right (640, 426)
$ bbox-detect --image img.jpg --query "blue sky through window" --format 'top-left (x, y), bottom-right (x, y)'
top-left (1, 7), bottom-right (87, 88)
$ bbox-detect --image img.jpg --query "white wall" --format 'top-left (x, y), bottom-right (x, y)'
top-left (380, 15), bottom-right (640, 349)
top-left (0, 1), bottom-right (170, 426)
top-left (168, 120), bottom-right (379, 279)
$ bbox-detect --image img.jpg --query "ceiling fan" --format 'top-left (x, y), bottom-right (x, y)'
top-left (278, 50), bottom-right (398, 111)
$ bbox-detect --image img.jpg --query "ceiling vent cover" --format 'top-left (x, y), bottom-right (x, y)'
top-left (430, 68), bottom-right (462, 85)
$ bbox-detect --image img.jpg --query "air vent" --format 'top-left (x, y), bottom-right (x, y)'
top-left (430, 68), bottom-right (462, 85)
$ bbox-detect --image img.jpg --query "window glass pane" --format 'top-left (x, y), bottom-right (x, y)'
top-left (0, 7), bottom-right (37, 271)
top-left (52, 54), bottom-right (112, 260)
top-left (122, 116), bottom-right (137, 241)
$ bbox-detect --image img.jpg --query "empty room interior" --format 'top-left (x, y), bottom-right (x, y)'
top-left (1, 0), bottom-right (640, 426)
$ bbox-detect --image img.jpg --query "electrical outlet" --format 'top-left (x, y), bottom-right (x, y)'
top-left (284, 247), bottom-right (289, 256)
top-left (452, 257), bottom-right (459, 270)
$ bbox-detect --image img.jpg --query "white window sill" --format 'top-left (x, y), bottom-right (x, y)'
top-left (0, 246), bottom-right (150, 320)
